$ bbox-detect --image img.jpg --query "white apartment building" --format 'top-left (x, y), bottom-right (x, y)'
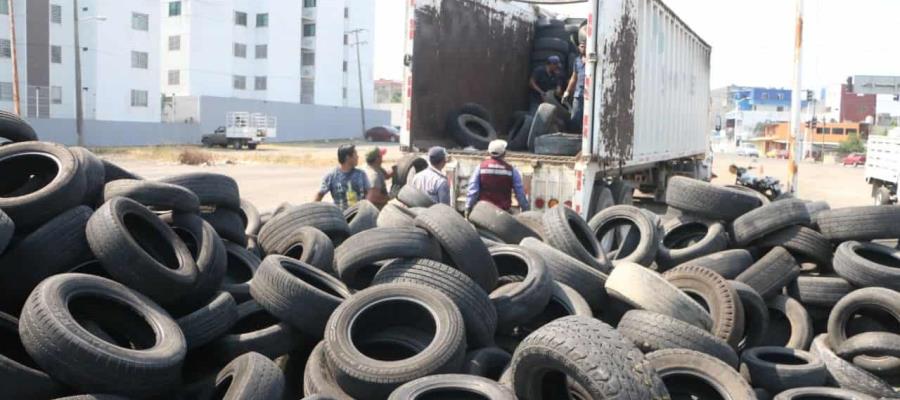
top-left (0, 0), bottom-right (160, 122)
top-left (160, 0), bottom-right (374, 108)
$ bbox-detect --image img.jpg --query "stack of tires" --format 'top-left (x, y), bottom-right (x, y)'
top-left (2, 112), bottom-right (900, 399)
top-left (530, 19), bottom-right (585, 81)
top-left (444, 103), bottom-right (499, 150)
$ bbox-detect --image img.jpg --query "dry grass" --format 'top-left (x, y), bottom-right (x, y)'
top-left (178, 148), bottom-right (216, 165)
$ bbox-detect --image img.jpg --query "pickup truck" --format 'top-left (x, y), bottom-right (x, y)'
top-left (865, 134), bottom-right (900, 205)
top-left (201, 112), bottom-right (277, 150)
top-left (400, 0), bottom-right (712, 218)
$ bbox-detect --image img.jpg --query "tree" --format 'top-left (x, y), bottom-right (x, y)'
top-left (838, 133), bottom-right (866, 155)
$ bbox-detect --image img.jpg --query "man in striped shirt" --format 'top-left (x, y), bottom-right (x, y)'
top-left (410, 146), bottom-right (451, 205)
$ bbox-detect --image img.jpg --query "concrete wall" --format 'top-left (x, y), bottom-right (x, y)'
top-left (27, 118), bottom-right (201, 147)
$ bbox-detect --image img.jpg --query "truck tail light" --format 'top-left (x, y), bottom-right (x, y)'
top-left (534, 198), bottom-right (545, 209)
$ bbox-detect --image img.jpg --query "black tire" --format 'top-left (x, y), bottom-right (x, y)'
top-left (87, 197), bottom-right (198, 305)
top-left (488, 245), bottom-right (554, 332)
top-left (390, 156), bottom-right (428, 195)
top-left (260, 226), bottom-right (335, 274)
top-left (470, 201), bottom-right (539, 244)
top-left (0, 206), bottom-right (93, 313)
top-left (740, 347), bottom-right (827, 394)
top-left (665, 176), bottom-right (762, 222)
top-left (335, 227), bottom-right (441, 289)
top-left (204, 300), bottom-right (306, 364)
top-left (450, 113), bottom-right (498, 150)
top-left (0, 142), bottom-right (87, 230)
top-left (735, 247), bottom-right (800, 299)
top-left (177, 291), bottom-right (238, 350)
top-left (664, 265), bottom-right (745, 349)
top-left (344, 200), bottom-right (379, 235)
top-left (509, 316), bottom-right (669, 399)
top-left (70, 147), bottom-right (106, 207)
top-left (161, 213), bottom-right (228, 309)
top-left (251, 255), bottom-right (352, 337)
top-left (19, 274), bottom-right (186, 397)
top-left (0, 110), bottom-right (37, 142)
top-left (835, 331), bottom-right (900, 360)
top-left (512, 281), bottom-right (593, 338)
top-left (828, 287), bottom-right (900, 375)
top-left (617, 310), bottom-right (739, 368)
top-left (817, 206), bottom-right (900, 242)
top-left (657, 215), bottom-right (729, 269)
top-left (221, 241), bottom-right (261, 303)
top-left (103, 179), bottom-right (200, 213)
top-left (534, 37), bottom-right (571, 53)
top-left (258, 202), bottom-right (351, 248)
top-left (754, 225), bottom-right (833, 266)
top-left (202, 207), bottom-right (248, 247)
top-left (415, 204), bottom-right (498, 292)
top-left (533, 133), bottom-right (582, 156)
top-left (520, 237), bottom-right (609, 312)
top-left (588, 205), bottom-right (660, 266)
top-left (397, 185), bottom-right (435, 208)
top-left (239, 198), bottom-right (261, 236)
top-left (303, 341), bottom-right (354, 400)
top-left (373, 258), bottom-right (497, 348)
top-left (809, 334), bottom-right (899, 398)
top-left (731, 199), bottom-right (811, 246)
top-left (730, 280), bottom-right (770, 351)
top-left (389, 374), bottom-right (516, 400)
top-left (646, 349), bottom-right (754, 399)
top-left (515, 211), bottom-right (546, 240)
top-left (507, 115), bottom-right (532, 151)
top-left (376, 201), bottom-right (416, 228)
top-left (774, 387), bottom-right (877, 400)
top-left (0, 209), bottom-right (11, 254)
top-left (0, 311), bottom-right (65, 399)
top-left (679, 249), bottom-right (755, 280)
top-left (459, 102), bottom-right (494, 125)
top-left (324, 284), bottom-right (466, 400)
top-left (464, 347), bottom-right (511, 381)
top-left (606, 262), bottom-right (713, 330)
top-left (786, 276), bottom-right (853, 308)
top-left (764, 295), bottom-right (813, 350)
top-left (833, 241), bottom-right (900, 291)
top-left (159, 172), bottom-right (241, 209)
top-left (213, 352), bottom-right (285, 400)
top-left (102, 159), bottom-right (142, 182)
top-left (527, 104), bottom-right (559, 151)
top-left (543, 205), bottom-right (605, 270)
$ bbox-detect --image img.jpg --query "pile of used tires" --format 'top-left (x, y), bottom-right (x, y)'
top-left (3, 136), bottom-right (900, 398)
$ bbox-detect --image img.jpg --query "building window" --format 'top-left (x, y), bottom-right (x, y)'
top-left (343, 34), bottom-right (348, 45)
top-left (254, 45), bottom-right (267, 59)
top-left (256, 13), bottom-right (268, 27)
top-left (131, 51), bottom-right (149, 69)
top-left (303, 24), bottom-right (316, 37)
top-left (832, 128), bottom-right (845, 135)
top-left (847, 128), bottom-right (858, 135)
top-left (255, 76), bottom-right (267, 91)
top-left (301, 52), bottom-right (315, 66)
top-left (132, 13), bottom-right (149, 31)
top-left (343, 61), bottom-right (348, 72)
top-left (130, 90), bottom-right (148, 107)
top-left (0, 82), bottom-right (12, 100)
top-left (776, 106), bottom-right (784, 112)
top-left (234, 11), bottom-right (247, 26)
top-left (301, 79), bottom-right (314, 104)
top-left (51, 86), bottom-right (62, 104)
top-left (343, 87), bottom-right (347, 99)
top-left (51, 4), bottom-right (62, 24)
top-left (168, 35), bottom-right (181, 51)
top-left (303, 0), bottom-right (316, 8)
top-left (344, 7), bottom-right (349, 18)
top-left (233, 43), bottom-right (247, 58)
top-left (233, 75), bottom-right (246, 90)
top-left (0, 2), bottom-right (8, 15)
top-left (168, 1), bottom-right (181, 17)
top-left (777, 93), bottom-right (785, 100)
top-left (0, 39), bottom-right (11, 58)
top-left (51, 46), bottom-right (62, 63)
top-left (168, 70), bottom-right (180, 85)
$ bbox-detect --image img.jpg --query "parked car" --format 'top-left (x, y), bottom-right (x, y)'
top-left (736, 144), bottom-right (760, 158)
top-left (842, 152), bottom-right (866, 166)
top-left (365, 126), bottom-right (400, 142)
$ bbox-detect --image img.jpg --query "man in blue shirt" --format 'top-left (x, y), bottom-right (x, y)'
top-left (465, 140), bottom-right (529, 214)
top-left (563, 43), bottom-right (587, 133)
top-left (315, 144), bottom-right (371, 210)
top-left (411, 146), bottom-right (451, 205)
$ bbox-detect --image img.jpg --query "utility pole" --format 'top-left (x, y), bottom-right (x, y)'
top-left (787, 0), bottom-right (804, 194)
top-left (347, 29), bottom-right (368, 136)
top-left (8, 0), bottom-right (20, 115)
top-left (73, 0), bottom-right (85, 146)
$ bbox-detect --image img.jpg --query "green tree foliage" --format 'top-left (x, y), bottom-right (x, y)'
top-left (838, 133), bottom-right (866, 155)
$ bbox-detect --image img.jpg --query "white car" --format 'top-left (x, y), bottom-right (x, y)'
top-left (736, 145), bottom-right (760, 158)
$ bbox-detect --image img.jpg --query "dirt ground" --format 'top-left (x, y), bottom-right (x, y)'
top-left (101, 142), bottom-right (873, 213)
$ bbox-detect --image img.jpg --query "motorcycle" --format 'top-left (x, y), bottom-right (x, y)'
top-left (729, 164), bottom-right (784, 201)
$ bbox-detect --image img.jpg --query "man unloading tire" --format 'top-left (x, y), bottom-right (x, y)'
top-left (562, 43), bottom-right (587, 133)
top-left (465, 140), bottom-right (530, 215)
top-left (529, 56), bottom-right (564, 113)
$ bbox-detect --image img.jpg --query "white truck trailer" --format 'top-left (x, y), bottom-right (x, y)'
top-left (400, 0), bottom-right (711, 218)
top-left (865, 134), bottom-right (900, 205)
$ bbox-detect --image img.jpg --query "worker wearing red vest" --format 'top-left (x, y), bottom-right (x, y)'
top-left (465, 140), bottom-right (530, 214)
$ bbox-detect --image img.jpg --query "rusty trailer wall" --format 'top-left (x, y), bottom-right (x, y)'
top-left (592, 0), bottom-right (711, 167)
top-left (409, 0), bottom-right (536, 150)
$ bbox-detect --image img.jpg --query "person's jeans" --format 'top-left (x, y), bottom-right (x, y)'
top-left (570, 96), bottom-right (584, 132)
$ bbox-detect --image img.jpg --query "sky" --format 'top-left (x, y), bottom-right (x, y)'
top-left (374, 0), bottom-right (900, 92)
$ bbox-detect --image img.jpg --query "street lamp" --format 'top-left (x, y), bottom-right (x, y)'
top-left (72, 0), bottom-right (106, 146)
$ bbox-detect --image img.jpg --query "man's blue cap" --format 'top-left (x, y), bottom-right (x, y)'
top-left (548, 55), bottom-right (561, 65)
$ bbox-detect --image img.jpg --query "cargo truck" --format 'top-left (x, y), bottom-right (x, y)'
top-left (865, 134), bottom-right (900, 205)
top-left (400, 0), bottom-right (712, 218)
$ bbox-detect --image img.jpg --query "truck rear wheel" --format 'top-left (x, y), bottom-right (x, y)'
top-left (875, 186), bottom-right (893, 205)
top-left (247, 143), bottom-right (258, 150)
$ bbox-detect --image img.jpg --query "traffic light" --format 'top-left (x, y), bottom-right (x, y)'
top-left (806, 90), bottom-right (813, 102)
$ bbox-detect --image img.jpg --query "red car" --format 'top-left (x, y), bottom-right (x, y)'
top-left (842, 153), bottom-right (866, 166)
top-left (364, 126), bottom-right (400, 142)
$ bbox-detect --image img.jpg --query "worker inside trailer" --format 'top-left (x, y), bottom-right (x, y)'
top-left (529, 56), bottom-right (564, 113)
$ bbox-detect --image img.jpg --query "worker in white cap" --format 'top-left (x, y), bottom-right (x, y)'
top-left (465, 139), bottom-right (530, 214)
